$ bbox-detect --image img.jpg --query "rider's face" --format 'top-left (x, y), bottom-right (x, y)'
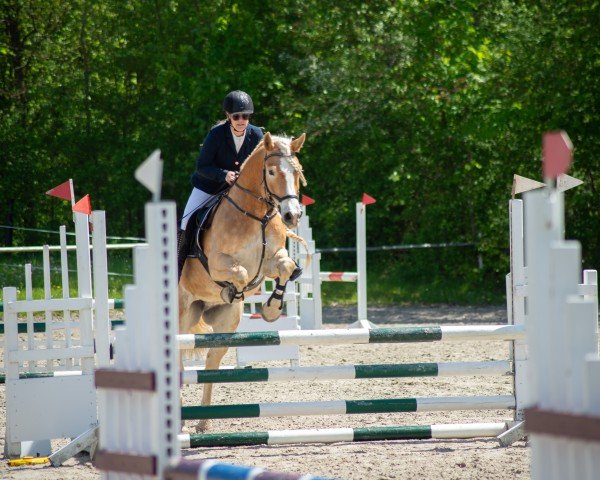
top-left (228, 112), bottom-right (250, 131)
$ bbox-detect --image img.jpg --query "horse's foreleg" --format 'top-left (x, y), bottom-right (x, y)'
top-left (178, 287), bottom-right (206, 368)
top-left (179, 286), bottom-right (204, 333)
top-left (210, 252), bottom-right (249, 303)
top-left (261, 249), bottom-right (297, 322)
top-left (195, 302), bottom-right (243, 432)
top-left (179, 287), bottom-right (207, 433)
top-left (196, 346), bottom-right (228, 433)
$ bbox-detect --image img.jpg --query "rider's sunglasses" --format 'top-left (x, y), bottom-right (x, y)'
top-left (231, 113), bottom-right (250, 121)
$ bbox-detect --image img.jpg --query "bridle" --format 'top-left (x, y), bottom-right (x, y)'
top-left (200, 149), bottom-right (300, 299)
top-left (227, 151), bottom-right (299, 211)
top-left (262, 152), bottom-right (300, 203)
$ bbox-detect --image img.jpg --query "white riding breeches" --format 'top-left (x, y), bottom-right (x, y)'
top-left (180, 188), bottom-right (215, 230)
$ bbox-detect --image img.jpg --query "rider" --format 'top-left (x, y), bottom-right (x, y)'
top-left (177, 90), bottom-right (264, 281)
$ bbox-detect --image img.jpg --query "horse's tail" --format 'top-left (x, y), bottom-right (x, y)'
top-left (286, 229), bottom-right (312, 270)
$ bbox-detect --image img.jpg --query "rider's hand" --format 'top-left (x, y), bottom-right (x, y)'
top-left (225, 171), bottom-right (238, 186)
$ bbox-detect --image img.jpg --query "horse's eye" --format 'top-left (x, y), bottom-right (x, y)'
top-left (268, 169), bottom-right (275, 176)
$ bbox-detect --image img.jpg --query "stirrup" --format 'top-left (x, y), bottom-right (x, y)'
top-left (289, 261), bottom-right (303, 282)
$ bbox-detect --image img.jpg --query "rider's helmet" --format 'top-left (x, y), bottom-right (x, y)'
top-left (223, 90), bottom-right (254, 114)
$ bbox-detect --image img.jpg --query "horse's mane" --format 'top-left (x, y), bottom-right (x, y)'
top-left (243, 135), bottom-right (307, 186)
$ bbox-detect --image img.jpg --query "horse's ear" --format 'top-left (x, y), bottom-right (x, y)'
top-left (290, 133), bottom-right (306, 152)
top-left (264, 132), bottom-right (274, 151)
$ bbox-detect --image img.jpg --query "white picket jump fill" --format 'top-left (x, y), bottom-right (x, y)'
top-left (96, 202), bottom-right (180, 479)
top-left (3, 210), bottom-right (110, 458)
top-left (521, 187), bottom-right (600, 480)
top-left (292, 200), bottom-right (371, 329)
top-left (506, 198), bottom-right (598, 414)
top-left (291, 206), bottom-right (322, 329)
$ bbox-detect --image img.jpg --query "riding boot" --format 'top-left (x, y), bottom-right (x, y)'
top-left (177, 228), bottom-right (188, 283)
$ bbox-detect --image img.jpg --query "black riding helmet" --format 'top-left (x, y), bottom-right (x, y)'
top-left (223, 90), bottom-right (254, 114)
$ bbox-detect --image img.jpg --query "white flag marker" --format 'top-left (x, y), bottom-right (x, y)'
top-left (511, 174), bottom-right (545, 199)
top-left (556, 173), bottom-right (583, 193)
top-left (511, 173), bottom-right (583, 199)
top-left (135, 149), bottom-right (163, 201)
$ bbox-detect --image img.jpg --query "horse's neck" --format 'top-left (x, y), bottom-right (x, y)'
top-left (230, 147), bottom-right (267, 211)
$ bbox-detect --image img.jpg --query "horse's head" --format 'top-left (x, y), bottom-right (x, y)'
top-left (263, 132), bottom-right (307, 228)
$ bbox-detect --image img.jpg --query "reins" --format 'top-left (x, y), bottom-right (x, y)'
top-left (197, 148), bottom-right (298, 300)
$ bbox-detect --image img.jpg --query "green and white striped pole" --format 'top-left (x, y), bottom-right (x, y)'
top-left (177, 325), bottom-right (525, 350)
top-left (181, 395), bottom-right (515, 420)
top-left (181, 360), bottom-right (511, 384)
top-left (179, 423), bottom-right (509, 448)
top-left (0, 360), bottom-right (512, 385)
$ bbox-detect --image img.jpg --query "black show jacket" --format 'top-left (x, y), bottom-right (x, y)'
top-left (191, 122), bottom-right (263, 194)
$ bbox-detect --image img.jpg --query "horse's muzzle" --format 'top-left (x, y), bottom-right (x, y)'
top-left (282, 211), bottom-right (300, 228)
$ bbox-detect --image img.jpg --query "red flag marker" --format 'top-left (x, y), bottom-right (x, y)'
top-left (301, 194), bottom-right (316, 206)
top-left (72, 194), bottom-right (92, 215)
top-left (46, 179), bottom-right (73, 202)
top-left (361, 193), bottom-right (376, 205)
top-left (543, 131), bottom-right (573, 179)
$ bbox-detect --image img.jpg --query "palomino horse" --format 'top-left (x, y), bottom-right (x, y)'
top-left (179, 132), bottom-right (307, 431)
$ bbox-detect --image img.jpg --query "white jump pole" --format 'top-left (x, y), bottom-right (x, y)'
top-left (351, 193), bottom-right (375, 329)
top-left (356, 202), bottom-right (367, 322)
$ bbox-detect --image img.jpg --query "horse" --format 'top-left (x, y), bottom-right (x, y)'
top-left (178, 132), bottom-right (308, 431)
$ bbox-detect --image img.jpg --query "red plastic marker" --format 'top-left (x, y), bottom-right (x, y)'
top-left (72, 194), bottom-right (92, 215)
top-left (301, 194), bottom-right (316, 206)
top-left (46, 179), bottom-right (73, 202)
top-left (542, 131), bottom-right (573, 179)
top-left (361, 193), bottom-right (376, 205)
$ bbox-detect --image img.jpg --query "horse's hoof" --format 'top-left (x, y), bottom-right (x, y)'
top-left (261, 303), bottom-right (282, 322)
top-left (195, 420), bottom-right (210, 433)
top-left (220, 284), bottom-right (236, 303)
top-left (289, 262), bottom-right (303, 281)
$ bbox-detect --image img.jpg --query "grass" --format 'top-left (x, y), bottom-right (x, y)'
top-left (0, 249), bottom-right (506, 308)
top-left (321, 269), bottom-right (505, 306)
top-left (320, 250), bottom-right (506, 306)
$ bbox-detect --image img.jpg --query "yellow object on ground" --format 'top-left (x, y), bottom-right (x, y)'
top-left (8, 456), bottom-right (50, 466)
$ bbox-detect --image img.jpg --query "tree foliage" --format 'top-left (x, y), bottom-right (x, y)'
top-left (1, 0), bottom-right (598, 282)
